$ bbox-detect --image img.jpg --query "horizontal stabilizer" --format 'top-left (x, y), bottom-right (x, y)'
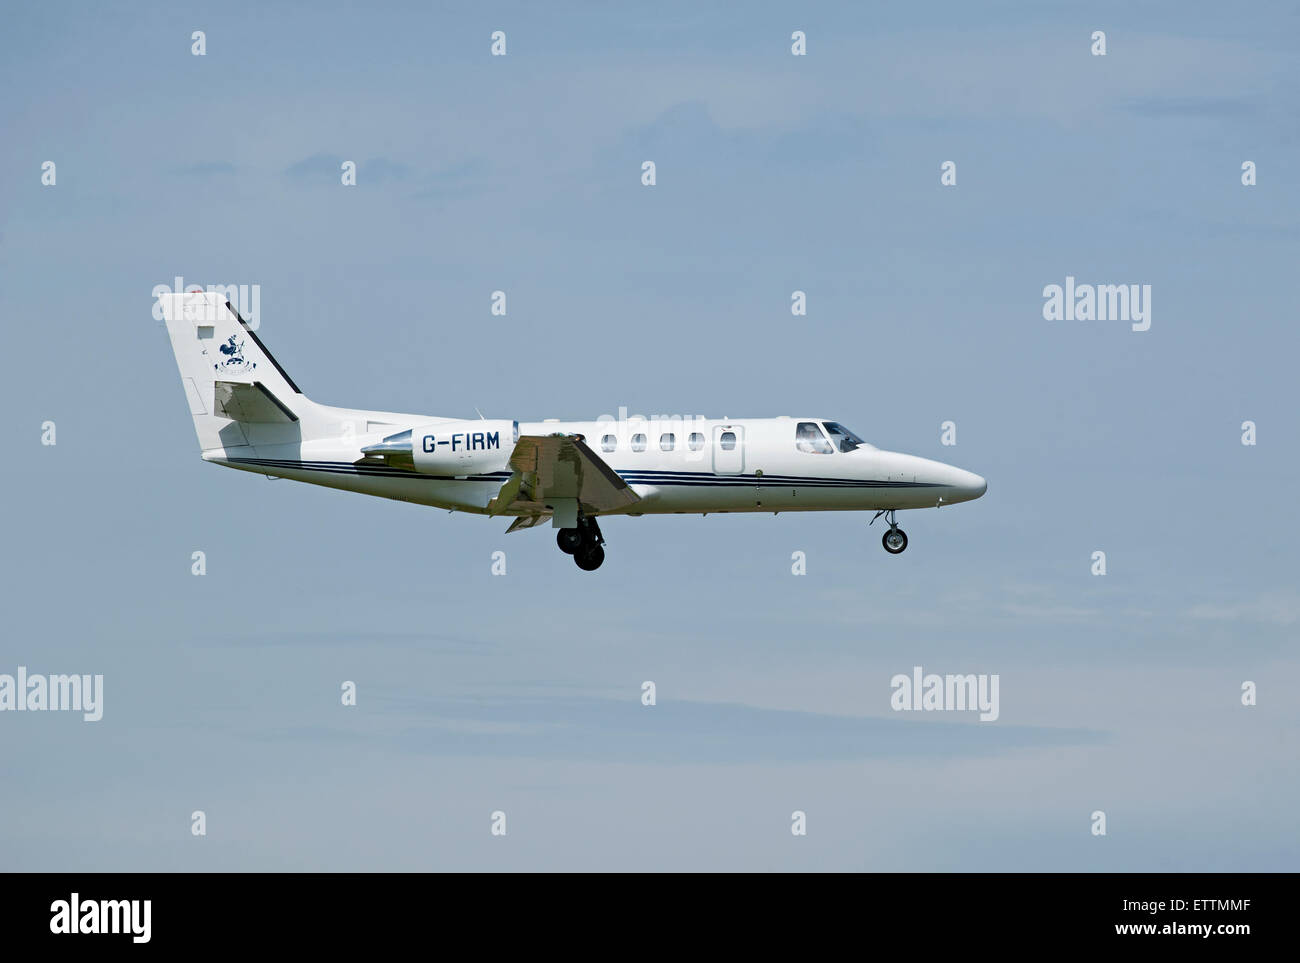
top-left (213, 380), bottom-right (299, 424)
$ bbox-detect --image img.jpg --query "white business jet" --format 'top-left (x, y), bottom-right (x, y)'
top-left (160, 291), bottom-right (986, 571)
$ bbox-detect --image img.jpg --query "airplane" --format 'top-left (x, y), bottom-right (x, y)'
top-left (160, 290), bottom-right (986, 571)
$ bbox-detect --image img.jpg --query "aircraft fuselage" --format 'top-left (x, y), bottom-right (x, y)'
top-left (213, 415), bottom-right (987, 517)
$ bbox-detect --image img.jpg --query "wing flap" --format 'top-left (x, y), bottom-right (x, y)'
top-left (504, 515), bottom-right (550, 533)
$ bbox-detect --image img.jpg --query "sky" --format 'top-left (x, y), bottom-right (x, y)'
top-left (1, 1), bottom-right (1297, 870)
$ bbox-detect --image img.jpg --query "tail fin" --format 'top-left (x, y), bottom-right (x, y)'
top-left (159, 290), bottom-right (310, 453)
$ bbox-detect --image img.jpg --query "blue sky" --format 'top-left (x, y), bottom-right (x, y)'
top-left (1, 1), bottom-right (1297, 870)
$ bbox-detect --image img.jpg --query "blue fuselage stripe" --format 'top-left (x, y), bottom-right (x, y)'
top-left (227, 458), bottom-right (942, 488)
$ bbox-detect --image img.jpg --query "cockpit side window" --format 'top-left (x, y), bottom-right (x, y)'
top-left (821, 422), bottom-right (873, 453)
top-left (795, 421), bottom-right (833, 454)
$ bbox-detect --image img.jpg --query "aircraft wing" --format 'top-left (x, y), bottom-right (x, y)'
top-left (488, 434), bottom-right (640, 525)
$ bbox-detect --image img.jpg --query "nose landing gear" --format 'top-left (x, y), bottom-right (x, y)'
top-left (557, 516), bottom-right (606, 570)
top-left (871, 509), bottom-right (908, 555)
top-left (882, 528), bottom-right (908, 554)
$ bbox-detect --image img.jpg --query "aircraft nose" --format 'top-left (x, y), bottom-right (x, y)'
top-left (941, 465), bottom-right (986, 503)
top-left (881, 453), bottom-right (987, 504)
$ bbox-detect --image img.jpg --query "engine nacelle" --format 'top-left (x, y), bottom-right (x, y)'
top-left (361, 420), bottom-right (517, 475)
top-left (414, 419), bottom-right (516, 474)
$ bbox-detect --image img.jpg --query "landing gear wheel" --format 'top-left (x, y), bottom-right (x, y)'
top-left (882, 529), bottom-right (908, 554)
top-left (556, 528), bottom-right (582, 555)
top-left (574, 544), bottom-right (605, 571)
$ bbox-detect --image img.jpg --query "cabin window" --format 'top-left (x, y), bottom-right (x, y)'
top-left (600, 434), bottom-right (617, 453)
top-left (795, 421), bottom-right (833, 454)
top-left (631, 433), bottom-right (647, 452)
top-left (688, 432), bottom-right (705, 451)
top-left (719, 431), bottom-right (737, 451)
top-left (660, 433), bottom-right (675, 451)
top-left (822, 422), bottom-right (872, 453)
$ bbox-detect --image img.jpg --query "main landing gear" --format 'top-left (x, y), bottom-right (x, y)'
top-left (557, 516), bottom-right (605, 571)
top-left (871, 509), bottom-right (908, 555)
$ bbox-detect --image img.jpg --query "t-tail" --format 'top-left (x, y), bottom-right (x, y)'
top-left (159, 290), bottom-right (325, 453)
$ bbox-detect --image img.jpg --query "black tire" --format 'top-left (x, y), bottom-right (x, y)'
top-left (574, 544), bottom-right (605, 571)
top-left (557, 528), bottom-right (583, 555)
top-left (882, 529), bottom-right (908, 554)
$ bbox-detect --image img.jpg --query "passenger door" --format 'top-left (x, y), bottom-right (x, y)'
top-left (712, 425), bottom-right (744, 475)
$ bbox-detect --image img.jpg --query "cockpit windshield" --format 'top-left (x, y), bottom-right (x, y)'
top-left (795, 422), bottom-right (833, 454)
top-left (822, 422), bottom-right (873, 452)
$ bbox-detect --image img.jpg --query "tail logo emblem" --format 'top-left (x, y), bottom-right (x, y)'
top-left (215, 335), bottom-right (257, 374)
